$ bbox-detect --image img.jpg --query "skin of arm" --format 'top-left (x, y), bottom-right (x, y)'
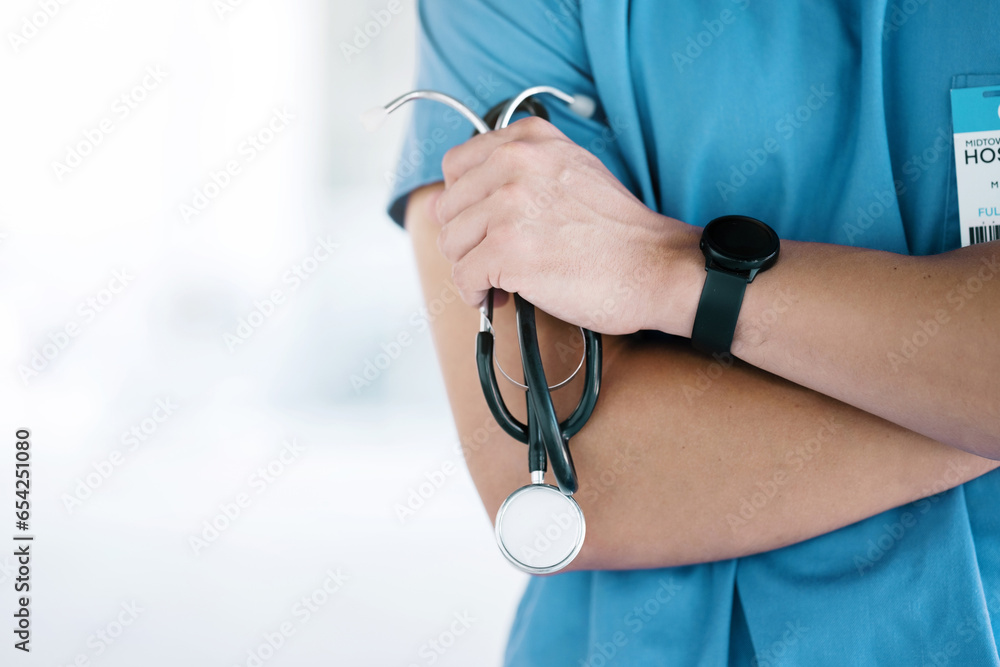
top-left (435, 117), bottom-right (1000, 459)
top-left (407, 181), bottom-right (1000, 572)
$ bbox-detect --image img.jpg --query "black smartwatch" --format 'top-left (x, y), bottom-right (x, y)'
top-left (691, 215), bottom-right (780, 355)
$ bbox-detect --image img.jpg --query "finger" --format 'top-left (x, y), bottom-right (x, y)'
top-left (451, 236), bottom-right (509, 307)
top-left (436, 150), bottom-right (514, 225)
top-left (437, 199), bottom-right (491, 265)
top-left (441, 127), bottom-right (515, 189)
top-left (439, 183), bottom-right (521, 263)
top-left (441, 116), bottom-right (560, 187)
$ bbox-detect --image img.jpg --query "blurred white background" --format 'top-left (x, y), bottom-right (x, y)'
top-left (0, 1), bottom-right (526, 665)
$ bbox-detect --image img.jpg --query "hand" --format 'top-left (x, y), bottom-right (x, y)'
top-left (433, 116), bottom-right (702, 336)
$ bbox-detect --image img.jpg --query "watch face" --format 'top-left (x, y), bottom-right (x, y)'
top-left (706, 216), bottom-right (778, 259)
top-left (703, 216), bottom-right (780, 272)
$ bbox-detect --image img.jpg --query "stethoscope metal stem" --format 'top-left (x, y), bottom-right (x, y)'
top-left (382, 90), bottom-right (491, 135)
top-left (497, 85), bottom-right (576, 129)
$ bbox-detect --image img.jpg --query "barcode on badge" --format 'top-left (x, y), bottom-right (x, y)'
top-left (970, 224), bottom-right (1000, 245)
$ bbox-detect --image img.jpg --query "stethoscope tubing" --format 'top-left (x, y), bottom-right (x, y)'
top-left (515, 293), bottom-right (578, 494)
top-left (372, 86), bottom-right (602, 497)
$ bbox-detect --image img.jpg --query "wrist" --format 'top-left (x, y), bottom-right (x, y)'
top-left (688, 215), bottom-right (782, 355)
top-left (641, 216), bottom-right (704, 337)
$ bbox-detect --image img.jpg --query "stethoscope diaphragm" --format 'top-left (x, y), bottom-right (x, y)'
top-left (495, 482), bottom-right (585, 574)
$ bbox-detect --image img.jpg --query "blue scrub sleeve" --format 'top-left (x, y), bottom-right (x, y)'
top-left (385, 0), bottom-right (637, 227)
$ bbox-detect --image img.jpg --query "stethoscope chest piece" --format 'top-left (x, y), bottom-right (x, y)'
top-left (495, 482), bottom-right (585, 574)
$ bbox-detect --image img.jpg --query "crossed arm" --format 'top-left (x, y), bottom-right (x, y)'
top-left (406, 181), bottom-right (999, 572)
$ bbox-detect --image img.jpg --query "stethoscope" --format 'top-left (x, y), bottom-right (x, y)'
top-left (366, 86), bottom-right (602, 574)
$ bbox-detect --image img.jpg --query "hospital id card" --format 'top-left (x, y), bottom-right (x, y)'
top-left (951, 85), bottom-right (1000, 247)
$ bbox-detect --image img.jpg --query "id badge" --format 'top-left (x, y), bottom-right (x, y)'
top-left (950, 85), bottom-right (1000, 247)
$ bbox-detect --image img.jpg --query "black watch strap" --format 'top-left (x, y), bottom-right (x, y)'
top-left (691, 268), bottom-right (747, 355)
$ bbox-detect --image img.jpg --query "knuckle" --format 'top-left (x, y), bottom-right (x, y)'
top-left (516, 115), bottom-right (552, 135)
top-left (436, 225), bottom-right (453, 260)
top-left (495, 186), bottom-right (530, 227)
top-left (451, 263), bottom-right (471, 299)
top-left (488, 214), bottom-right (518, 247)
top-left (434, 192), bottom-right (450, 223)
top-left (491, 140), bottom-right (532, 168)
top-left (495, 181), bottom-right (528, 206)
top-left (440, 146), bottom-right (461, 181)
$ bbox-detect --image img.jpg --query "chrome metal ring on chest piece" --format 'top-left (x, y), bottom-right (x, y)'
top-left (495, 482), bottom-right (586, 574)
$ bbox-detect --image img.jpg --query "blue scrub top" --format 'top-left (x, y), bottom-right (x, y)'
top-left (387, 1), bottom-right (1000, 664)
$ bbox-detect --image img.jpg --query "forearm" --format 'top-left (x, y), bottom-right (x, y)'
top-left (722, 241), bottom-right (999, 457)
top-left (431, 116), bottom-right (1000, 457)
top-left (408, 183), bottom-right (999, 570)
